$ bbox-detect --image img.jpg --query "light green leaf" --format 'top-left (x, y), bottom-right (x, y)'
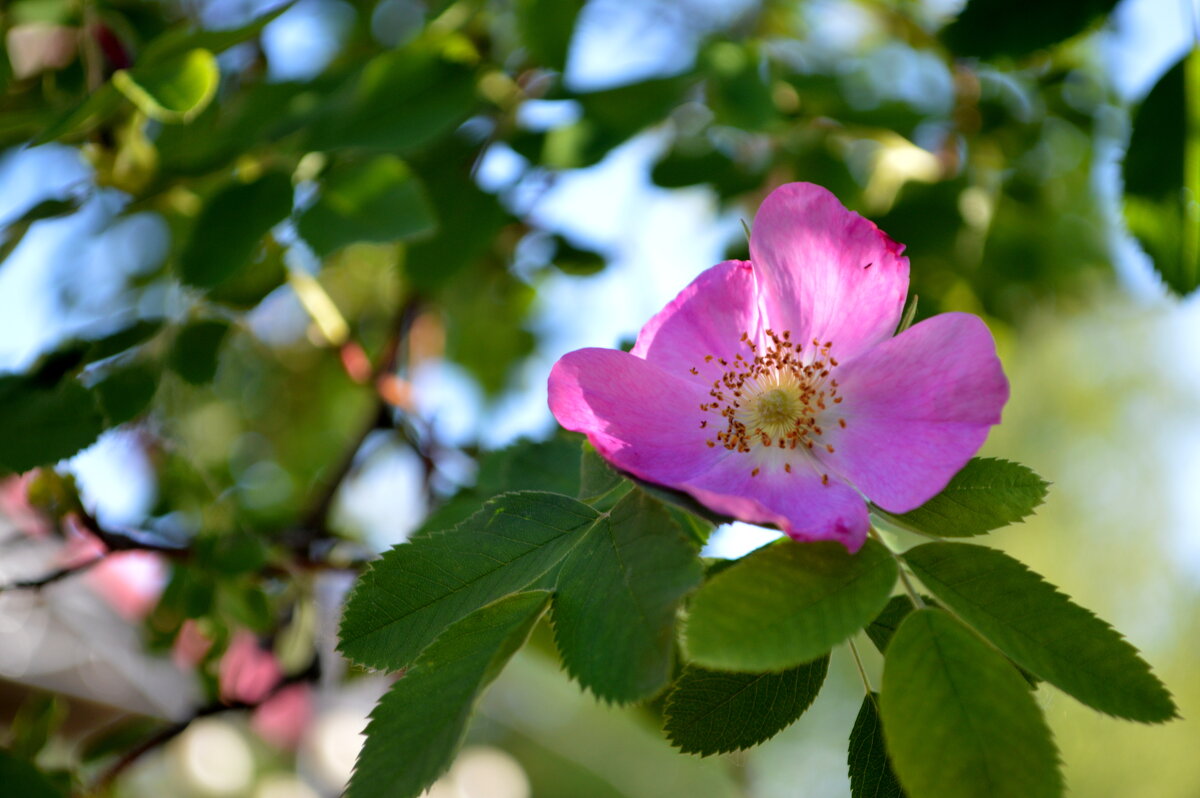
top-left (297, 156), bottom-right (436, 257)
top-left (348, 591), bottom-right (549, 798)
top-left (848, 694), bottom-right (906, 798)
top-left (113, 49), bottom-right (219, 123)
top-left (875, 457), bottom-right (1047, 538)
top-left (664, 656), bottom-right (828, 756)
top-left (904, 542), bottom-right (1177, 722)
top-left (179, 172), bottom-right (293, 289)
top-left (553, 490), bottom-right (702, 702)
top-left (880, 609), bottom-right (1062, 798)
top-left (685, 539), bottom-right (898, 671)
top-left (338, 492), bottom-right (596, 670)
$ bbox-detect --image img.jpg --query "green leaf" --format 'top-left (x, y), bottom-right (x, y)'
top-left (139, 3), bottom-right (293, 65)
top-left (0, 198), bottom-right (81, 264)
top-left (169, 320), bottom-right (231, 385)
top-left (875, 457), bottom-right (1047, 538)
top-left (298, 156), bottom-right (436, 257)
top-left (663, 656), bottom-right (828, 756)
top-left (179, 172), bottom-right (293, 289)
top-left (9, 693), bottom-right (66, 760)
top-left (86, 319), bottom-right (164, 361)
top-left (551, 235), bottom-right (607, 276)
top-left (1123, 52), bottom-right (1200, 295)
top-left (94, 363), bottom-right (158, 424)
top-left (685, 539), bottom-right (898, 671)
top-left (848, 694), bottom-right (906, 798)
top-left (0, 376), bottom-right (104, 473)
top-left (0, 749), bottom-right (65, 798)
top-left (516, 0), bottom-right (584, 71)
top-left (32, 85), bottom-right (123, 145)
top-left (338, 492), bottom-right (596, 670)
top-left (553, 490), bottom-right (702, 702)
top-left (941, 0), bottom-right (1118, 59)
top-left (113, 49), bottom-right (220, 123)
top-left (904, 542), bottom-right (1177, 722)
top-left (864, 595), bottom-right (920, 655)
top-left (308, 45), bottom-right (476, 153)
top-left (880, 609), bottom-right (1062, 798)
top-left (348, 591), bottom-right (549, 798)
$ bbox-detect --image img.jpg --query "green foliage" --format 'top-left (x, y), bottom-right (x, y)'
top-left (1123, 52), bottom-right (1200, 295)
top-left (880, 609), bottom-right (1062, 798)
top-left (0, 749), bottom-right (65, 798)
top-left (685, 539), bottom-right (897, 671)
top-left (864, 594), bottom-right (921, 654)
top-left (94, 363), bottom-right (159, 425)
top-left (663, 656), bottom-right (829, 756)
top-left (875, 458), bottom-right (1048, 537)
top-left (348, 591), bottom-right (550, 798)
top-left (553, 491), bottom-right (702, 702)
top-left (516, 0), bottom-right (585, 72)
top-left (169, 319), bottom-right (231, 385)
top-left (112, 48), bottom-right (219, 123)
top-left (904, 542), bottom-right (1177, 722)
top-left (848, 694), bottom-right (906, 798)
top-left (941, 0), bottom-right (1118, 59)
top-left (179, 173), bottom-right (294, 289)
top-left (0, 374), bottom-right (104, 473)
top-left (338, 492), bottom-right (596, 670)
top-left (297, 156), bottom-right (436, 257)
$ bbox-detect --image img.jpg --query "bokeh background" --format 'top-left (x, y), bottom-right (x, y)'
top-left (0, 0), bottom-right (1198, 795)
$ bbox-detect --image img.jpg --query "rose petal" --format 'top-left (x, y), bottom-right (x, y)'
top-left (683, 457), bottom-right (870, 551)
top-left (829, 312), bottom-right (1009, 512)
top-left (750, 182), bottom-right (909, 361)
top-left (548, 347), bottom-right (715, 484)
top-left (631, 260), bottom-right (762, 381)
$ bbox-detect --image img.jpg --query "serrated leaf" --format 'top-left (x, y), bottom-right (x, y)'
top-left (904, 542), bottom-right (1177, 722)
top-left (685, 539), bottom-right (897, 672)
top-left (864, 595), bottom-right (920, 655)
top-left (338, 491), bottom-right (596, 670)
top-left (297, 156), bottom-right (436, 257)
top-left (113, 48), bottom-right (219, 123)
top-left (348, 591), bottom-right (549, 798)
top-left (553, 490), bottom-right (702, 702)
top-left (875, 457), bottom-right (1047, 538)
top-left (664, 656), bottom-right (828, 756)
top-left (848, 694), bottom-right (905, 798)
top-left (880, 609), bottom-right (1062, 798)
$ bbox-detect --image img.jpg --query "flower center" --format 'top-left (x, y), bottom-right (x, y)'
top-left (695, 329), bottom-right (846, 473)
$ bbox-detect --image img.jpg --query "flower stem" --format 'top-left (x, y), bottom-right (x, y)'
top-left (847, 638), bottom-right (873, 696)
top-left (869, 526), bottom-right (926, 609)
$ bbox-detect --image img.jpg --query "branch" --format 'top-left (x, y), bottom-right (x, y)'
top-left (0, 554), bottom-right (107, 593)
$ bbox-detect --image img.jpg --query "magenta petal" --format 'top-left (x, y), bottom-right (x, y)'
top-left (548, 347), bottom-right (714, 484)
top-left (631, 260), bottom-right (761, 379)
top-left (831, 312), bottom-right (1009, 513)
top-left (750, 183), bottom-right (909, 361)
top-left (684, 461), bottom-right (870, 552)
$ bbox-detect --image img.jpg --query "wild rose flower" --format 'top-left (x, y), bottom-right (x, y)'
top-left (548, 182), bottom-right (1008, 552)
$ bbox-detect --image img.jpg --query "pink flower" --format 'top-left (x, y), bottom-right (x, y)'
top-left (548, 182), bottom-right (1008, 552)
top-left (219, 630), bottom-right (283, 704)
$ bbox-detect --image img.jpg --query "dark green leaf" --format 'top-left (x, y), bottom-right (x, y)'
top-left (0, 198), bottom-right (81, 265)
top-left (664, 655), bottom-right (828, 756)
top-left (338, 492), bottom-right (596, 670)
top-left (551, 235), bottom-right (606, 276)
top-left (348, 591), bottom-right (549, 798)
top-left (516, 0), bottom-right (584, 71)
top-left (308, 45), bottom-right (476, 153)
top-left (904, 542), bottom-right (1177, 722)
top-left (297, 156), bottom-right (436, 257)
top-left (875, 457), bottom-right (1047, 538)
top-left (685, 539), bottom-right (898, 671)
top-left (864, 595), bottom-right (920, 655)
top-left (179, 172), bottom-right (293, 289)
top-left (94, 363), bottom-right (158, 424)
top-left (941, 0), bottom-right (1118, 59)
top-left (703, 41), bottom-right (775, 131)
top-left (140, 3), bottom-right (293, 65)
top-left (0, 749), bottom-right (65, 798)
top-left (169, 320), bottom-right (231, 385)
top-left (553, 490), bottom-right (702, 702)
top-left (0, 376), bottom-right (104, 473)
top-left (848, 694), bottom-right (906, 798)
top-left (32, 85), bottom-right (122, 145)
top-left (880, 609), bottom-right (1062, 798)
top-left (113, 48), bottom-right (220, 123)
top-left (577, 443), bottom-right (624, 501)
top-left (86, 320), bottom-right (164, 361)
top-left (9, 693), bottom-right (66, 760)
top-left (79, 718), bottom-right (164, 764)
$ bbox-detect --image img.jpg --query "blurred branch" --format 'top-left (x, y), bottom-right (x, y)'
top-left (0, 555), bottom-right (106, 593)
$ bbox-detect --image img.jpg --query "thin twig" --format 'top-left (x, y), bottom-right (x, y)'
top-left (0, 555), bottom-right (107, 593)
top-left (847, 638), bottom-right (874, 697)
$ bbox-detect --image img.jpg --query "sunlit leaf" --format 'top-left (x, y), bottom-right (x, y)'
top-left (553, 490), bottom-right (702, 702)
top-left (113, 48), bottom-right (220, 123)
top-left (905, 542), bottom-right (1177, 722)
top-left (664, 656), bottom-right (828, 756)
top-left (348, 592), bottom-right (549, 798)
top-left (848, 694), bottom-right (905, 798)
top-left (685, 539), bottom-right (897, 671)
top-left (338, 492), bottom-right (596, 670)
top-left (874, 457), bottom-right (1047, 537)
top-left (880, 609), bottom-right (1062, 798)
